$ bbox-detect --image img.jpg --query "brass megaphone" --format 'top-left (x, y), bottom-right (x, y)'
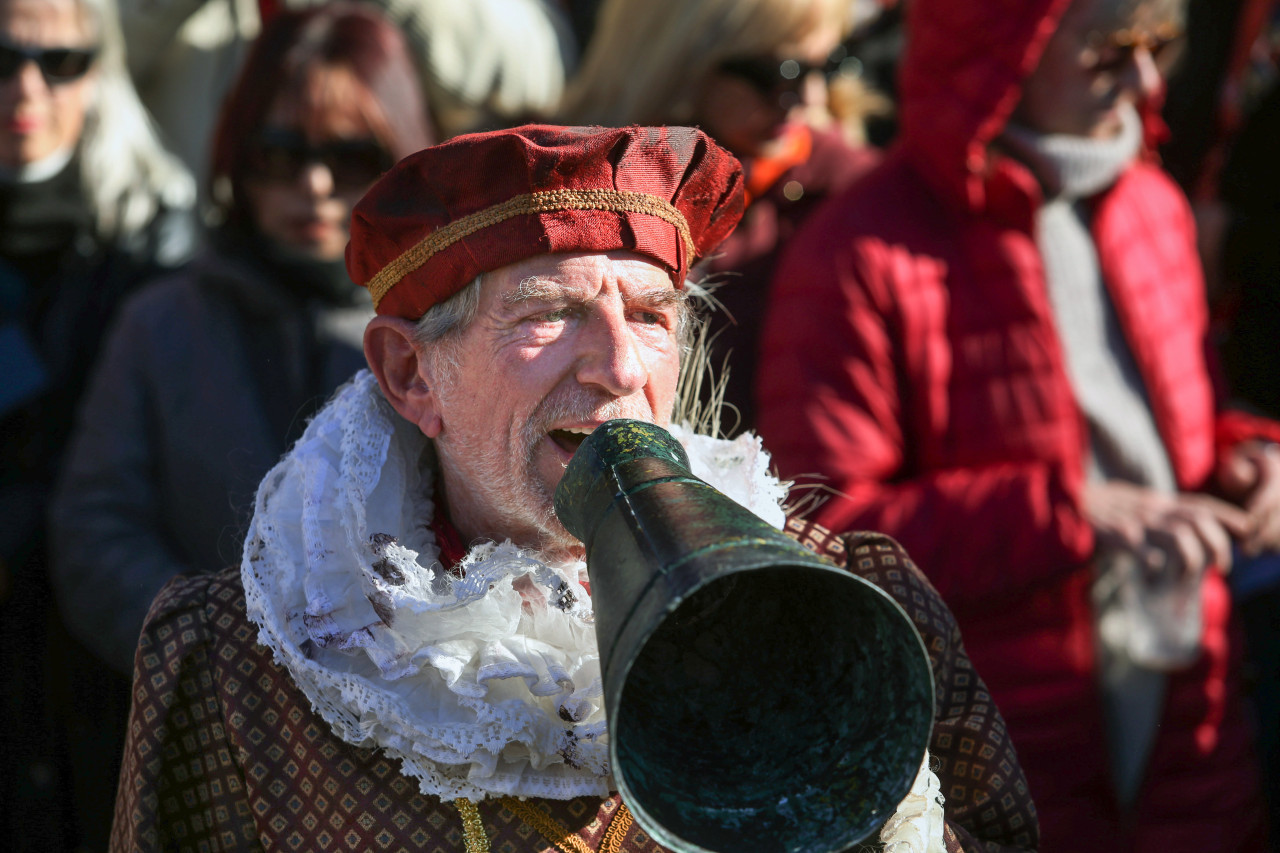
top-left (553, 420), bottom-right (935, 853)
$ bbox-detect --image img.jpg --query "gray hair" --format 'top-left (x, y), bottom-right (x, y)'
top-left (75, 0), bottom-right (196, 240)
top-left (412, 274), bottom-right (485, 346)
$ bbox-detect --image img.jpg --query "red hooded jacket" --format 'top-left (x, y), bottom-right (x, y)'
top-left (757, 0), bottom-right (1269, 849)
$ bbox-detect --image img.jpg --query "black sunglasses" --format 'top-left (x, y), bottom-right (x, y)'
top-left (0, 37), bottom-right (98, 85)
top-left (244, 129), bottom-right (394, 193)
top-left (718, 45), bottom-right (863, 97)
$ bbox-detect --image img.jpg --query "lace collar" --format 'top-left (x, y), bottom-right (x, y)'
top-left (241, 369), bottom-right (788, 802)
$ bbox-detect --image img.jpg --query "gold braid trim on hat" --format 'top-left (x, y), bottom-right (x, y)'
top-left (366, 188), bottom-right (696, 307)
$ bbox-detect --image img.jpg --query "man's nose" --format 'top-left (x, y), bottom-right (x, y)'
top-left (575, 308), bottom-right (648, 397)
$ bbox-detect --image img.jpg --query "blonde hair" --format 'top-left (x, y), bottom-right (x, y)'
top-left (74, 0), bottom-right (196, 239)
top-left (556, 0), bottom-right (853, 128)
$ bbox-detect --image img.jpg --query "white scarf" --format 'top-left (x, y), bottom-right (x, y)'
top-left (1001, 102), bottom-right (1144, 201)
top-left (242, 369), bottom-right (944, 848)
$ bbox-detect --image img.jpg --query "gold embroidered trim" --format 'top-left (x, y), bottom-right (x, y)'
top-left (456, 798), bottom-right (491, 853)
top-left (366, 188), bottom-right (696, 307)
top-left (599, 803), bottom-right (634, 853)
top-left (502, 797), bottom-right (594, 853)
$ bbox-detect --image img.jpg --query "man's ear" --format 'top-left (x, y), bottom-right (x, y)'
top-left (363, 316), bottom-right (444, 438)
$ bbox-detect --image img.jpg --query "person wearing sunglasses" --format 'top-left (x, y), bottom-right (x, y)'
top-left (47, 0), bottom-right (435, 795)
top-left (758, 0), bottom-right (1278, 849)
top-left (0, 0), bottom-right (198, 848)
top-left (555, 0), bottom-right (887, 437)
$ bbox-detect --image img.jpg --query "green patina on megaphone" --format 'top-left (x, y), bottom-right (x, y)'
top-left (553, 420), bottom-right (935, 853)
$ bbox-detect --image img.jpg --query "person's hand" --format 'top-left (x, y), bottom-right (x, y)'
top-left (1083, 479), bottom-right (1250, 582)
top-left (1218, 440), bottom-right (1280, 556)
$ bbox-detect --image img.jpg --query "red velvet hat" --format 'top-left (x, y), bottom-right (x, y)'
top-left (346, 124), bottom-right (745, 318)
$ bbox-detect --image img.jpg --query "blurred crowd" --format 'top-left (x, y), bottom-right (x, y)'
top-left (2, 0), bottom-right (1279, 850)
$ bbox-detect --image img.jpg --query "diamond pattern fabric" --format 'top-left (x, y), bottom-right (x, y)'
top-left (110, 524), bottom-right (1037, 852)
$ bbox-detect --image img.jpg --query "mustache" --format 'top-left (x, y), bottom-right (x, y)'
top-left (526, 391), bottom-right (656, 438)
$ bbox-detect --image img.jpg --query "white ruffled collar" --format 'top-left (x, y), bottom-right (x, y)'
top-left (241, 369), bottom-right (789, 802)
top-left (241, 370), bottom-right (947, 851)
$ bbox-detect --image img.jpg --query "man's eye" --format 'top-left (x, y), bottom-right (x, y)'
top-left (536, 308), bottom-right (571, 322)
top-left (634, 311), bottom-right (664, 325)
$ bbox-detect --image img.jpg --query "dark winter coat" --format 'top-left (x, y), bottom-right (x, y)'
top-left (49, 243), bottom-right (369, 674)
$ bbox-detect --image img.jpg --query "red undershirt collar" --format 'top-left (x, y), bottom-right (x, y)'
top-left (429, 511), bottom-right (468, 576)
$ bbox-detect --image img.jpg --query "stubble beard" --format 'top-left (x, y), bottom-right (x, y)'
top-left (438, 383), bottom-right (658, 562)
top-left (515, 390), bottom-right (657, 560)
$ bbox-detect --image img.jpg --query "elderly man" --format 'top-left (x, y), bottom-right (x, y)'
top-left (758, 0), bottom-right (1278, 850)
top-left (109, 125), bottom-right (1036, 852)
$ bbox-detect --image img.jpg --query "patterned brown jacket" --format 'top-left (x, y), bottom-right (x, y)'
top-left (110, 522), bottom-right (1039, 852)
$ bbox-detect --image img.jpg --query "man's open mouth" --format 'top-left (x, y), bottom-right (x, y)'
top-left (549, 427), bottom-right (594, 454)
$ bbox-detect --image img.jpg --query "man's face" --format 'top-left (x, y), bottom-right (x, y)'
top-left (1014, 0), bottom-right (1184, 139)
top-left (425, 251), bottom-right (684, 558)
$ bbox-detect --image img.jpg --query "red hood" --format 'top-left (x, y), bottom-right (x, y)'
top-left (896, 0), bottom-right (1167, 214)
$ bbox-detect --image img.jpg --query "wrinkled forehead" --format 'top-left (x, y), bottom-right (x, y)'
top-left (1066, 0), bottom-right (1187, 34)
